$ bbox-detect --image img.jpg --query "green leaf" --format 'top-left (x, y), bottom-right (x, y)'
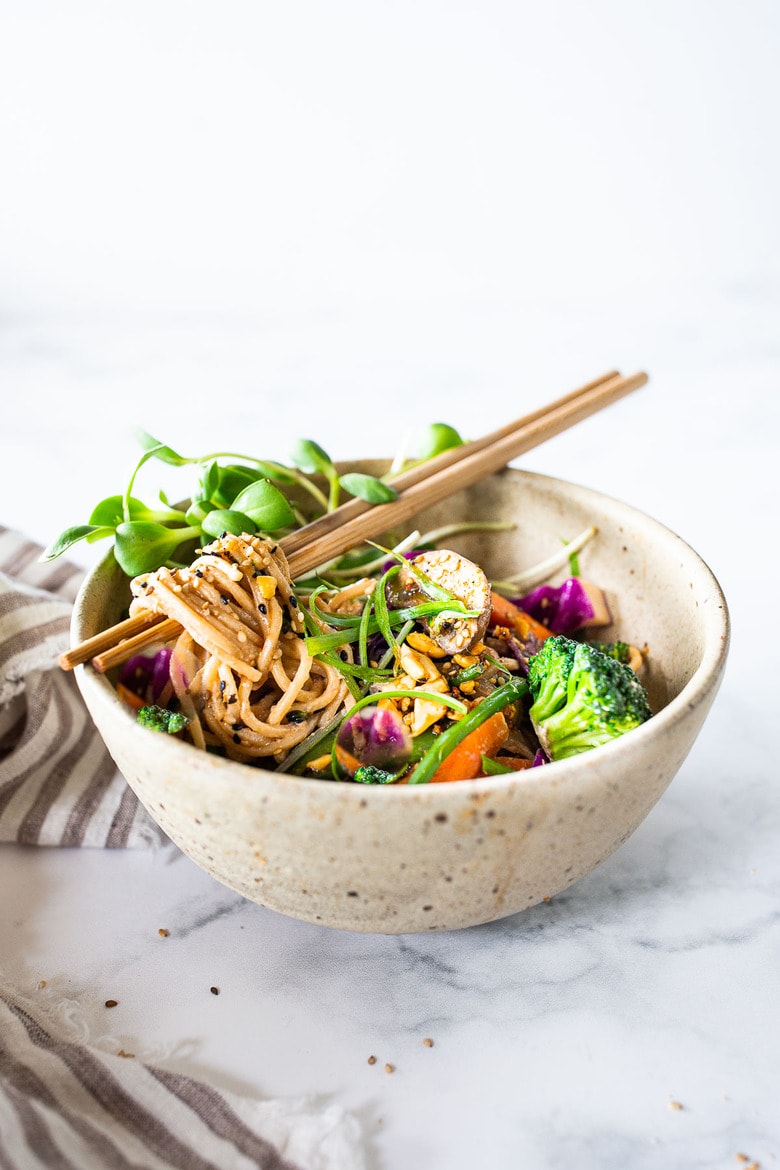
top-left (134, 429), bottom-right (189, 467)
top-left (41, 525), bottom-right (106, 561)
top-left (113, 521), bottom-right (201, 576)
top-left (338, 473), bottom-right (398, 504)
top-left (89, 495), bottom-right (142, 528)
top-left (230, 480), bottom-right (296, 531)
top-left (201, 509), bottom-right (256, 538)
top-left (289, 438), bottom-right (334, 477)
top-left (197, 460), bottom-right (221, 501)
top-left (415, 422), bottom-right (465, 461)
top-left (88, 495), bottom-right (183, 527)
top-left (210, 465), bottom-right (262, 508)
top-left (85, 526), bottom-right (121, 544)
top-left (185, 499), bottom-right (216, 525)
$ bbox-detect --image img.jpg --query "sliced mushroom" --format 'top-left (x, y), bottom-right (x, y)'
top-left (397, 549), bottom-right (492, 655)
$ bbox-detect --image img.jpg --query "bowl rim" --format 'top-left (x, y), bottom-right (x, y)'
top-left (72, 467), bottom-right (731, 802)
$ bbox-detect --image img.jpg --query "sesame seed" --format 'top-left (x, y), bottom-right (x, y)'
top-left (210, 986), bottom-right (220, 996)
top-left (104, 999), bottom-right (118, 1008)
top-left (367, 1055), bottom-right (377, 1065)
top-left (258, 603), bottom-right (267, 614)
top-left (158, 928), bottom-right (169, 937)
top-left (422, 1037), bottom-right (434, 1047)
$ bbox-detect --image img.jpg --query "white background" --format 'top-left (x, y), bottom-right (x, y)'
top-left (1, 0), bottom-right (778, 548)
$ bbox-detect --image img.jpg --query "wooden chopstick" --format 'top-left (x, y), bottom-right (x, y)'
top-left (285, 369), bottom-right (643, 576)
top-left (279, 368), bottom-right (623, 559)
top-left (65, 368), bottom-right (646, 675)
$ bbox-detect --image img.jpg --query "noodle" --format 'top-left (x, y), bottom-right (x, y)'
top-left (129, 534), bottom-right (349, 763)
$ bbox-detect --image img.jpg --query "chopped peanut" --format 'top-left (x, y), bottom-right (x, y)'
top-left (406, 631), bottom-right (449, 658)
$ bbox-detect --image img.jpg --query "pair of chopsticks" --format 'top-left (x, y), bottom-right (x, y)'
top-left (60, 368), bottom-right (647, 675)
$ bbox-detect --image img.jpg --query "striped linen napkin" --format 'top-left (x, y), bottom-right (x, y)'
top-left (0, 981), bottom-right (364, 1170)
top-left (0, 526), bottom-right (162, 847)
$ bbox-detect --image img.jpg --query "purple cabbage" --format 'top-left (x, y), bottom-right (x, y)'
top-left (335, 705), bottom-right (412, 776)
top-left (119, 647), bottom-right (173, 703)
top-left (531, 749), bottom-right (548, 767)
top-left (515, 577), bottom-right (596, 636)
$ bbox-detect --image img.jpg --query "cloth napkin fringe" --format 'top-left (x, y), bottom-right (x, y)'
top-left (0, 977), bottom-right (365, 1170)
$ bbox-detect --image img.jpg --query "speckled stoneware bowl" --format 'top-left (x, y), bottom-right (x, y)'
top-left (72, 467), bottom-right (729, 933)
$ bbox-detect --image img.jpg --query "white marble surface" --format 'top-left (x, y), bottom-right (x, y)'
top-left (1, 3), bottom-right (779, 1167)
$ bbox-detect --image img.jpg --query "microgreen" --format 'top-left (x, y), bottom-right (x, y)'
top-left (113, 521), bottom-right (203, 577)
top-left (42, 428), bottom-right (409, 575)
top-left (388, 421), bottom-right (465, 475)
top-left (337, 473), bottom-right (397, 505)
top-left (230, 481), bottom-right (297, 531)
top-left (201, 509), bottom-right (257, 539)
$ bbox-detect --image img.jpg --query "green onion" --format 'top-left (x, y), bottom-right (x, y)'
top-left (372, 566), bottom-right (401, 659)
top-left (479, 754), bottom-right (515, 776)
top-left (451, 663), bottom-right (484, 687)
top-left (357, 580), bottom-right (374, 667)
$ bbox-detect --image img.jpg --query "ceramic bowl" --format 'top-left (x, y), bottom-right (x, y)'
top-left (72, 467), bottom-right (729, 933)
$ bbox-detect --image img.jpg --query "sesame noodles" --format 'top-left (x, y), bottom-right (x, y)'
top-left (128, 534), bottom-right (349, 763)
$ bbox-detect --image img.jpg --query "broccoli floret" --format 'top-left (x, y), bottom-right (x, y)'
top-left (586, 639), bottom-right (631, 664)
top-left (353, 764), bottom-right (398, 784)
top-left (527, 635), bottom-right (651, 760)
top-left (137, 704), bottom-right (190, 735)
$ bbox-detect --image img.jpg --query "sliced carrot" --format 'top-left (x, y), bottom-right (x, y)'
top-left (116, 683), bottom-right (147, 712)
top-left (428, 711), bottom-right (509, 783)
top-left (489, 591), bottom-right (553, 643)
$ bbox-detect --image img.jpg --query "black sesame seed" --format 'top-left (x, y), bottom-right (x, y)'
top-left (232, 733), bottom-right (241, 744)
top-left (195, 569), bottom-right (204, 578)
top-left (289, 595), bottom-right (297, 608)
top-left (220, 594), bottom-right (229, 604)
top-left (219, 680), bottom-right (226, 693)
top-left (258, 603), bottom-right (267, 614)
top-left (231, 722), bottom-right (244, 731)
top-left (270, 544), bottom-right (278, 553)
top-left (339, 650), bottom-right (348, 661)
